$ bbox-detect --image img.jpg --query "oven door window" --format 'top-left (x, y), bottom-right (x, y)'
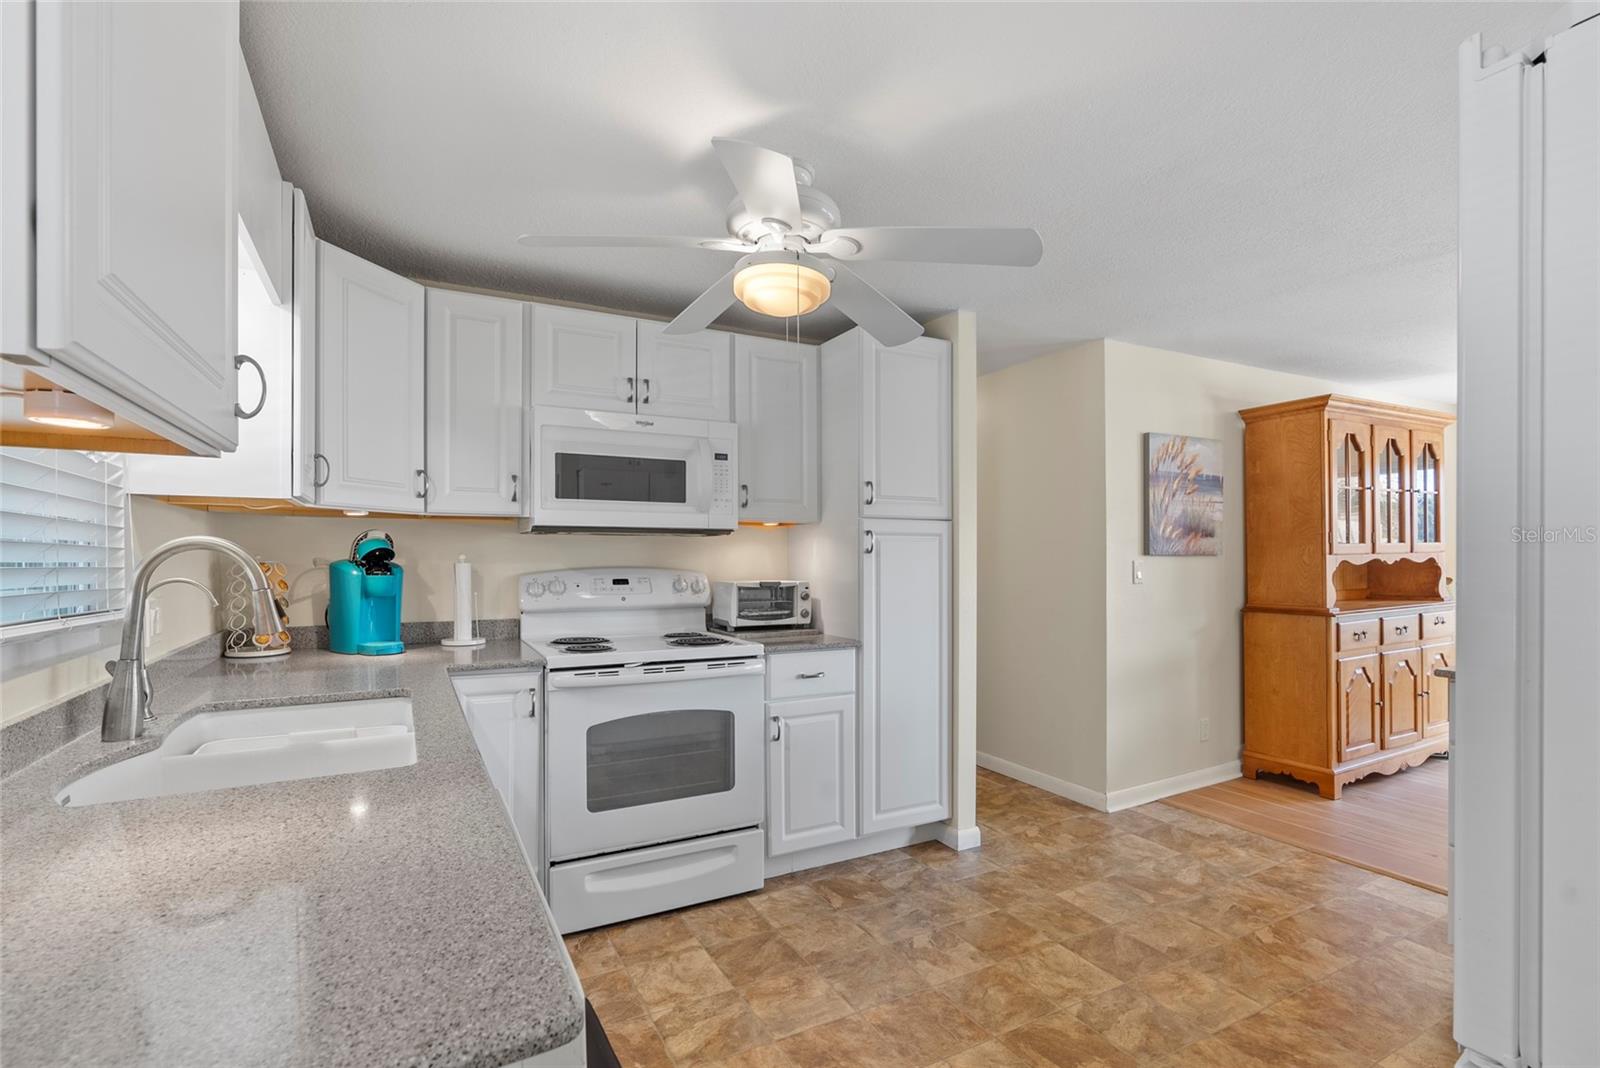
top-left (556, 453), bottom-right (687, 504)
top-left (586, 709), bottom-right (735, 813)
top-left (737, 585), bottom-right (797, 622)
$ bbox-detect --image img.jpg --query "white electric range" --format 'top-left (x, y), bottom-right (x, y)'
top-left (519, 567), bottom-right (768, 932)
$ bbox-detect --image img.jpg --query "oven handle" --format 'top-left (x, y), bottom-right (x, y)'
top-left (546, 660), bottom-right (766, 690)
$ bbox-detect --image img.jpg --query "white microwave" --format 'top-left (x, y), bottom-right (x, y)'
top-left (523, 407), bottom-right (737, 534)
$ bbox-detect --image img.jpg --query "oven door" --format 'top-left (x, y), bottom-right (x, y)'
top-left (544, 659), bottom-right (766, 862)
top-left (527, 406), bottom-right (737, 532)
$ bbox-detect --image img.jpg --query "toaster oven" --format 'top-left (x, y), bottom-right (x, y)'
top-left (711, 581), bottom-right (811, 629)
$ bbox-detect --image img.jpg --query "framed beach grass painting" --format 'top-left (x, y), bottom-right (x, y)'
top-left (1146, 433), bottom-right (1223, 556)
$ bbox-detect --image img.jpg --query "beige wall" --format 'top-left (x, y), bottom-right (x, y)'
top-left (976, 341), bottom-right (1108, 794)
top-left (207, 512), bottom-right (792, 626)
top-left (2, 498), bottom-right (224, 726)
top-left (978, 338), bottom-right (1456, 806)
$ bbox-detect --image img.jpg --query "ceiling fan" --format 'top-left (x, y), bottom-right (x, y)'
top-left (517, 138), bottom-right (1044, 347)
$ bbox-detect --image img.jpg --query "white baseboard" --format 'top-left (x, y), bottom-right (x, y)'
top-left (763, 823), bottom-right (942, 879)
top-left (938, 824), bottom-right (983, 851)
top-left (1104, 761), bottom-right (1242, 812)
top-left (977, 751), bottom-right (1108, 812)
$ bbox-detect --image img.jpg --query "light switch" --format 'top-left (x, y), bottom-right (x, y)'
top-left (1131, 560), bottom-right (1145, 585)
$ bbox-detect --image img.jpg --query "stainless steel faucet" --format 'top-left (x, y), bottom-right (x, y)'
top-left (102, 536), bottom-right (280, 742)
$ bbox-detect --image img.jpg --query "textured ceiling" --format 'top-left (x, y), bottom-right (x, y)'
top-left (241, 2), bottom-right (1557, 400)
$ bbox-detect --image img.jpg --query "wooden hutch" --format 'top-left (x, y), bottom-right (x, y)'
top-left (1239, 395), bottom-right (1454, 798)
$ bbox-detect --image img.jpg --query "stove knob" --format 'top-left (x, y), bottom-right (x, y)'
top-left (672, 575), bottom-right (689, 594)
top-left (690, 576), bottom-right (706, 595)
top-left (526, 580), bottom-right (545, 598)
top-left (547, 577), bottom-right (567, 596)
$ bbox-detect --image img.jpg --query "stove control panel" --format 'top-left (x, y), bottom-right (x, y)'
top-left (520, 568), bottom-right (710, 612)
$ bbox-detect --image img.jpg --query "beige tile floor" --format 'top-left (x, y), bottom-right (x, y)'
top-left (566, 768), bottom-right (1457, 1067)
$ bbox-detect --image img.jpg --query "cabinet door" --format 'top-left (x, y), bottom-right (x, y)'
top-left (637, 322), bottom-right (731, 420)
top-left (452, 673), bottom-right (542, 877)
top-left (34, 0), bottom-right (241, 454)
top-left (316, 242), bottom-right (425, 512)
top-left (1328, 419), bottom-right (1373, 554)
top-left (1372, 424), bottom-right (1411, 554)
top-left (290, 189), bottom-right (318, 503)
top-left (1380, 647), bottom-right (1425, 749)
top-left (734, 337), bottom-right (818, 523)
top-left (860, 518), bottom-right (950, 833)
top-left (1420, 641), bottom-right (1453, 740)
top-left (1337, 652), bottom-right (1381, 762)
top-left (236, 47), bottom-right (287, 305)
top-left (530, 304), bottom-right (637, 413)
top-left (1411, 429), bottom-right (1446, 554)
top-left (425, 290), bottom-right (525, 515)
top-left (862, 336), bottom-right (952, 519)
top-left (767, 694), bottom-right (857, 856)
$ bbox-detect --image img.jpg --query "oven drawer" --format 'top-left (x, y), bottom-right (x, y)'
top-left (766, 649), bottom-right (856, 700)
top-left (548, 827), bottom-right (765, 934)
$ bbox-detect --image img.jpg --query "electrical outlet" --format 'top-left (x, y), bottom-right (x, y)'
top-left (1131, 560), bottom-right (1145, 585)
top-left (145, 603), bottom-right (163, 638)
top-left (1199, 717), bottom-right (1210, 741)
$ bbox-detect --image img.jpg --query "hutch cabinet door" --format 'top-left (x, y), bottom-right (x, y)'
top-left (1420, 642), bottom-right (1453, 739)
top-left (733, 336), bottom-right (819, 524)
top-left (1337, 653), bottom-right (1382, 762)
top-left (1411, 429), bottom-right (1446, 554)
top-left (316, 241), bottom-right (426, 513)
top-left (425, 289), bottom-right (526, 516)
top-left (1372, 424), bottom-right (1412, 554)
top-left (861, 336), bottom-right (952, 519)
top-left (767, 694), bottom-right (857, 857)
top-left (1328, 419), bottom-right (1374, 555)
top-left (530, 304), bottom-right (638, 414)
top-left (636, 322), bottom-right (731, 421)
top-left (1380, 648), bottom-right (1425, 749)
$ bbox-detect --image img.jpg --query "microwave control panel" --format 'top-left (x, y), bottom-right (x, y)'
top-left (710, 449), bottom-right (735, 520)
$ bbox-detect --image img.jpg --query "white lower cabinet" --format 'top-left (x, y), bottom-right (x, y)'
top-left (450, 671), bottom-right (543, 879)
top-left (317, 241), bottom-right (426, 512)
top-left (860, 519), bottom-right (951, 834)
top-left (766, 649), bottom-right (858, 857)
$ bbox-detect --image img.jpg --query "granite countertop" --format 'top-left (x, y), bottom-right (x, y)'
top-left (0, 639), bottom-right (584, 1068)
top-left (743, 632), bottom-right (861, 653)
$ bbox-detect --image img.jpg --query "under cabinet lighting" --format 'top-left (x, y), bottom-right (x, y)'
top-left (23, 390), bottom-right (113, 430)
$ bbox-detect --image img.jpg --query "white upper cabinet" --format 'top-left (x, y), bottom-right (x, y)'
top-left (636, 322), bottom-right (731, 420)
top-left (734, 337), bottom-right (818, 523)
top-left (236, 48), bottom-right (288, 306)
top-left (531, 304), bottom-right (637, 414)
top-left (862, 335), bottom-right (952, 519)
top-left (316, 242), bottom-right (425, 513)
top-left (859, 517), bottom-right (951, 834)
top-left (33, 0), bottom-right (242, 454)
top-left (425, 290), bottom-right (526, 516)
top-left (290, 189), bottom-right (318, 504)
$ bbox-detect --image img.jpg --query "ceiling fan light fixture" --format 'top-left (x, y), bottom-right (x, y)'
top-left (23, 389), bottom-right (113, 430)
top-left (733, 261), bottom-right (830, 318)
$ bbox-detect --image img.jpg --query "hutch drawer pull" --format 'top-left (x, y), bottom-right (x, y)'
top-left (1351, 629), bottom-right (1367, 641)
top-left (1433, 615), bottom-right (1447, 625)
top-left (796, 671), bottom-right (826, 680)
top-left (1393, 624), bottom-right (1409, 636)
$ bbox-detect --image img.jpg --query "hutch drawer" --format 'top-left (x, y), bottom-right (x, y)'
top-left (1421, 608), bottom-right (1455, 639)
top-left (1380, 612), bottom-right (1421, 646)
top-left (1336, 618), bottom-right (1379, 652)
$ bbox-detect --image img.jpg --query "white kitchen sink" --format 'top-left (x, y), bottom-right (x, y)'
top-left (56, 697), bottom-right (416, 807)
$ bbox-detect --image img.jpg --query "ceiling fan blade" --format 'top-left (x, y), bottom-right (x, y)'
top-left (517, 234), bottom-right (752, 252)
top-left (818, 226), bottom-right (1044, 266)
top-left (827, 264), bottom-right (924, 348)
top-left (663, 267), bottom-right (741, 335)
top-left (711, 138), bottom-right (804, 232)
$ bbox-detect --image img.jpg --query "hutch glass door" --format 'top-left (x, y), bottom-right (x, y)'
top-left (1329, 420), bottom-right (1372, 555)
top-left (1374, 426), bottom-right (1411, 553)
top-left (1412, 430), bottom-right (1445, 552)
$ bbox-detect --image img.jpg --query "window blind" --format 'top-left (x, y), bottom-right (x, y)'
top-left (0, 448), bottom-right (128, 629)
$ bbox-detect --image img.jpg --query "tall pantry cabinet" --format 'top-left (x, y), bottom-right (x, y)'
top-left (790, 329), bottom-right (952, 836)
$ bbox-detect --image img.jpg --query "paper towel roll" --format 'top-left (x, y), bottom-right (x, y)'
top-left (441, 554), bottom-right (486, 647)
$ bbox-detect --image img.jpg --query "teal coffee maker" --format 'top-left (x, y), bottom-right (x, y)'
top-left (328, 530), bottom-right (404, 655)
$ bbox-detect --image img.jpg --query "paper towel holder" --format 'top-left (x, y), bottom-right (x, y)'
top-left (440, 555), bottom-right (487, 648)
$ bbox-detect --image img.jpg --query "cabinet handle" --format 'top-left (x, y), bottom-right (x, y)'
top-left (864, 480), bottom-right (875, 506)
top-left (313, 453), bottom-right (330, 488)
top-left (415, 469), bottom-right (431, 500)
top-left (797, 671), bottom-right (826, 680)
top-left (770, 715), bottom-right (782, 742)
top-left (527, 688), bottom-right (538, 718)
top-left (510, 473), bottom-right (519, 503)
top-left (640, 378), bottom-right (651, 405)
top-left (624, 376), bottom-right (636, 404)
top-left (740, 484), bottom-right (749, 509)
top-left (864, 530), bottom-right (875, 554)
top-left (234, 354), bottom-right (268, 419)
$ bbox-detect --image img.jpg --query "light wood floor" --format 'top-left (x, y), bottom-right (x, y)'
top-left (1167, 758), bottom-right (1448, 894)
top-left (572, 768), bottom-right (1456, 1067)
